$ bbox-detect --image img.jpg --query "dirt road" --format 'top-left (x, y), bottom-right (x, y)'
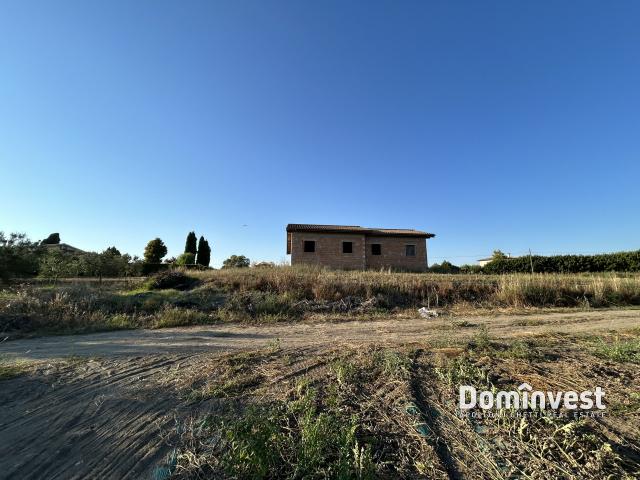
top-left (0, 309), bottom-right (638, 479)
top-left (2, 308), bottom-right (639, 361)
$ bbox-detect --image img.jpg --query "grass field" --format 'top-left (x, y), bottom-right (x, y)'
top-left (2, 266), bottom-right (640, 337)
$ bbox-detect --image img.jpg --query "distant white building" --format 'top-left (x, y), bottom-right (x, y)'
top-left (478, 253), bottom-right (515, 266)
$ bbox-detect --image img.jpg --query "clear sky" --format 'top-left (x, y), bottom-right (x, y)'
top-left (1, 1), bottom-right (639, 267)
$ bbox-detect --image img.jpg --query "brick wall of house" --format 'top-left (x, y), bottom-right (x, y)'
top-left (364, 236), bottom-right (428, 272)
top-left (290, 232), bottom-right (366, 269)
top-left (290, 232), bottom-right (428, 271)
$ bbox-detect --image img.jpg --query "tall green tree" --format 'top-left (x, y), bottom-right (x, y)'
top-left (39, 250), bottom-right (72, 282)
top-left (104, 246), bottom-right (121, 256)
top-left (222, 255), bottom-right (250, 269)
top-left (0, 232), bottom-right (41, 282)
top-left (196, 236), bottom-right (211, 267)
top-left (144, 238), bottom-right (168, 264)
top-left (184, 231), bottom-right (197, 255)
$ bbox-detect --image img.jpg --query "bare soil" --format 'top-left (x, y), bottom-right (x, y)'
top-left (0, 309), bottom-right (639, 479)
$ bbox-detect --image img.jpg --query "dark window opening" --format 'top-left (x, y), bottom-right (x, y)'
top-left (303, 240), bottom-right (315, 253)
top-left (405, 244), bottom-right (416, 257)
top-left (342, 241), bottom-right (353, 254)
top-left (371, 244), bottom-right (381, 255)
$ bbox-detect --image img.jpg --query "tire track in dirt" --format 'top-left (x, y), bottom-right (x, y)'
top-left (408, 349), bottom-right (462, 479)
top-left (0, 355), bottom-right (196, 480)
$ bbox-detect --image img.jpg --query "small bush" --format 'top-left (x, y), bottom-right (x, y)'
top-left (175, 253), bottom-right (196, 266)
top-left (153, 307), bottom-right (212, 328)
top-left (106, 314), bottom-right (137, 330)
top-left (219, 291), bottom-right (300, 322)
top-left (593, 337), bottom-right (640, 363)
top-left (331, 359), bottom-right (359, 386)
top-left (147, 270), bottom-right (197, 291)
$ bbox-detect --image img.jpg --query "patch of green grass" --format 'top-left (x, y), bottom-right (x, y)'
top-left (373, 349), bottom-right (411, 379)
top-left (193, 374), bottom-right (262, 400)
top-left (106, 313), bottom-right (137, 330)
top-left (122, 286), bottom-right (151, 296)
top-left (469, 325), bottom-right (493, 352)
top-left (218, 291), bottom-right (301, 323)
top-left (497, 340), bottom-right (541, 361)
top-left (0, 359), bottom-right (30, 380)
top-left (266, 338), bottom-right (282, 353)
top-left (196, 388), bottom-right (376, 479)
top-left (153, 307), bottom-right (212, 328)
top-left (610, 392), bottom-right (640, 414)
top-left (592, 337), bottom-right (640, 363)
top-left (331, 358), bottom-right (359, 386)
top-left (433, 355), bottom-right (489, 388)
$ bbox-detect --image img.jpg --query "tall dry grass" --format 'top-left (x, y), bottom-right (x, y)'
top-left (191, 266), bottom-right (640, 308)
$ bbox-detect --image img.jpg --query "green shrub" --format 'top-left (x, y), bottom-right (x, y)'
top-left (153, 307), bottom-right (211, 328)
top-left (220, 291), bottom-right (299, 321)
top-left (147, 270), bottom-right (197, 290)
top-left (428, 260), bottom-right (460, 274)
top-left (593, 337), bottom-right (640, 363)
top-left (107, 314), bottom-right (137, 330)
top-left (213, 390), bottom-right (376, 479)
top-left (174, 252), bottom-right (196, 266)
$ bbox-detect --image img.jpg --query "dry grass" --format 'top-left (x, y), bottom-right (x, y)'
top-left (193, 266), bottom-right (640, 308)
top-left (0, 357), bottom-right (32, 380)
top-left (2, 266), bottom-right (639, 337)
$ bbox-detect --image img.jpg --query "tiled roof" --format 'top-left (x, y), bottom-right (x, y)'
top-left (286, 224), bottom-right (435, 238)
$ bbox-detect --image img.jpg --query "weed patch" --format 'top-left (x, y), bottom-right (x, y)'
top-left (593, 337), bottom-right (640, 363)
top-left (0, 359), bottom-right (30, 380)
top-left (153, 307), bottom-right (213, 329)
top-left (174, 388), bottom-right (376, 479)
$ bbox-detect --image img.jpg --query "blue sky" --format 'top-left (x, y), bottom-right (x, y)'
top-left (1, 1), bottom-right (639, 267)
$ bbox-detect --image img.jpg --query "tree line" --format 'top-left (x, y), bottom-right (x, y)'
top-left (429, 249), bottom-right (640, 274)
top-left (0, 230), bottom-right (255, 281)
top-left (0, 231), bottom-right (215, 281)
top-left (141, 232), bottom-right (211, 274)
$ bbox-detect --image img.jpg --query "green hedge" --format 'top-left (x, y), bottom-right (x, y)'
top-left (482, 250), bottom-right (640, 274)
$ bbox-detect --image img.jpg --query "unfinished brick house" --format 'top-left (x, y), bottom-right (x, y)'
top-left (286, 224), bottom-right (435, 272)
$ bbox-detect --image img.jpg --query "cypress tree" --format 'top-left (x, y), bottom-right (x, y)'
top-left (196, 236), bottom-right (211, 267)
top-left (185, 231), bottom-right (197, 255)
